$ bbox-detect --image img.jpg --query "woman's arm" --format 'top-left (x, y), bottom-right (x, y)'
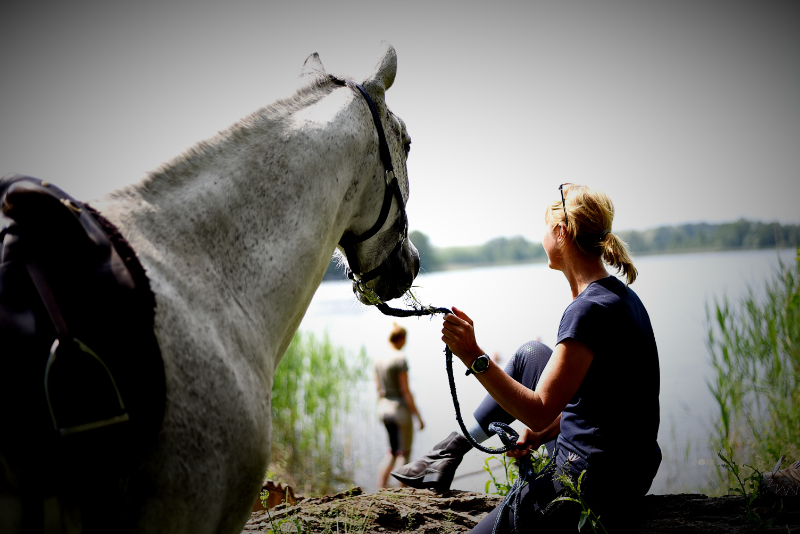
top-left (442, 307), bottom-right (593, 432)
top-left (375, 368), bottom-right (383, 398)
top-left (398, 371), bottom-right (424, 430)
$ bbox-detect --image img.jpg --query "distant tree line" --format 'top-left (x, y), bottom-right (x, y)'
top-left (433, 235), bottom-right (546, 270)
top-left (321, 220), bottom-right (800, 280)
top-left (617, 219), bottom-right (799, 256)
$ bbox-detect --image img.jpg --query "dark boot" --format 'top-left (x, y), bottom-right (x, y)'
top-left (391, 432), bottom-right (472, 490)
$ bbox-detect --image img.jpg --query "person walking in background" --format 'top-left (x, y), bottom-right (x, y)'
top-left (375, 323), bottom-right (424, 488)
top-left (393, 184), bottom-right (661, 532)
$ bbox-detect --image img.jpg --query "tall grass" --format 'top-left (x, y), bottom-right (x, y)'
top-left (269, 330), bottom-right (370, 496)
top-left (706, 248), bottom-right (800, 490)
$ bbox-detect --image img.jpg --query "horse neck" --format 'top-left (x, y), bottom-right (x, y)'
top-left (99, 89), bottom-right (379, 366)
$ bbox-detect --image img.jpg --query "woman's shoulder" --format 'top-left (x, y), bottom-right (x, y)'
top-left (566, 277), bottom-right (618, 312)
top-left (578, 276), bottom-right (637, 307)
top-left (383, 351), bottom-right (409, 370)
top-left (560, 277), bottom-right (628, 327)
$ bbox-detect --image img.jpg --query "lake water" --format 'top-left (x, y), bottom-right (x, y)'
top-left (295, 248), bottom-right (796, 495)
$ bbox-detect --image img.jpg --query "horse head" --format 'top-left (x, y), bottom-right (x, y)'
top-left (305, 44), bottom-right (420, 305)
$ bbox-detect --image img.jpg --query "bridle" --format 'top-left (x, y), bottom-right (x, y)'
top-left (339, 82), bottom-right (519, 452)
top-left (339, 81), bottom-right (516, 449)
top-left (338, 82), bottom-right (409, 295)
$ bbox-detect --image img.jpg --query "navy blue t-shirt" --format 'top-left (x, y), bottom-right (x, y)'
top-left (555, 276), bottom-right (660, 468)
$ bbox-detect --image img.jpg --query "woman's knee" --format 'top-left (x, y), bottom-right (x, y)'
top-left (507, 340), bottom-right (553, 386)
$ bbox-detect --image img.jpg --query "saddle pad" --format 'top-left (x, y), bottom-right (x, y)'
top-left (0, 173), bottom-right (165, 493)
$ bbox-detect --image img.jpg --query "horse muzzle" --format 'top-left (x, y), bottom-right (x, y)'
top-left (352, 239), bottom-right (419, 305)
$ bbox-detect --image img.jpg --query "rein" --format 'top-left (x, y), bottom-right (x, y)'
top-left (375, 302), bottom-right (521, 455)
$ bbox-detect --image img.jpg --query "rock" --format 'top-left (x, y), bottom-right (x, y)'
top-left (242, 488), bottom-right (800, 533)
top-left (636, 493), bottom-right (799, 533)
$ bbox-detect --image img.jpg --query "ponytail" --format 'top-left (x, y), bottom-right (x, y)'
top-left (601, 232), bottom-right (637, 285)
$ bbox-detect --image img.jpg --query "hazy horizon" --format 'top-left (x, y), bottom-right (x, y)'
top-left (418, 217), bottom-right (800, 250)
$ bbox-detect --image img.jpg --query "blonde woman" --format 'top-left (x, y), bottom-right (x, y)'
top-left (375, 324), bottom-right (424, 488)
top-left (394, 185), bottom-right (661, 532)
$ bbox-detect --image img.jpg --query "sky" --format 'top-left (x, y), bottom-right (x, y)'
top-left (2, 0), bottom-right (798, 247)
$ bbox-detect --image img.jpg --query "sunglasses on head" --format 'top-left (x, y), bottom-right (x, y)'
top-left (559, 183), bottom-right (573, 227)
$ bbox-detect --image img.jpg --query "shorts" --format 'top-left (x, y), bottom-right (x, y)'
top-left (377, 397), bottom-right (413, 455)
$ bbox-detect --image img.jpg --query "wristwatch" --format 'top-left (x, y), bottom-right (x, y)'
top-left (465, 354), bottom-right (491, 376)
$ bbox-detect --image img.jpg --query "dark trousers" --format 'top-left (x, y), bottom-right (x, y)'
top-left (473, 340), bottom-right (554, 452)
top-left (469, 341), bottom-right (661, 533)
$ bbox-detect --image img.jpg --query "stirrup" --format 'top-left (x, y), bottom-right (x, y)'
top-left (44, 337), bottom-right (130, 436)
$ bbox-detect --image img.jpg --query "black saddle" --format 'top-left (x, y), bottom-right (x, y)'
top-left (0, 173), bottom-right (165, 530)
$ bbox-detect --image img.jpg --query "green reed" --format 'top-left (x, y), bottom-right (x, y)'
top-left (483, 444), bottom-right (552, 496)
top-left (705, 248), bottom-right (800, 492)
top-left (483, 454), bottom-right (519, 496)
top-left (553, 467), bottom-right (608, 534)
top-left (270, 330), bottom-right (370, 496)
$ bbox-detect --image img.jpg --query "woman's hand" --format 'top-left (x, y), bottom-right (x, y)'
top-left (417, 416), bottom-right (425, 431)
top-left (505, 427), bottom-right (542, 459)
top-left (442, 307), bottom-right (485, 364)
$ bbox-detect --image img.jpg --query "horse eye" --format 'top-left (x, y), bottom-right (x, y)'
top-left (404, 141), bottom-right (411, 155)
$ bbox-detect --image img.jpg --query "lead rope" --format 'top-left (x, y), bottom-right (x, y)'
top-left (375, 301), bottom-right (533, 533)
top-left (375, 302), bottom-right (520, 454)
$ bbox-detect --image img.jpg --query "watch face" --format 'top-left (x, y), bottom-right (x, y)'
top-left (473, 355), bottom-right (490, 373)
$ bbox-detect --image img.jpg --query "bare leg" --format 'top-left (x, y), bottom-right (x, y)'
top-left (392, 453), bottom-right (411, 487)
top-left (377, 453), bottom-right (396, 488)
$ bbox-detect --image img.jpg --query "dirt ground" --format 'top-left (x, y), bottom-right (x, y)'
top-left (242, 487), bottom-right (800, 533)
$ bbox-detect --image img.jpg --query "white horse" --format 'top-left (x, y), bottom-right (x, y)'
top-left (1, 42), bottom-right (418, 533)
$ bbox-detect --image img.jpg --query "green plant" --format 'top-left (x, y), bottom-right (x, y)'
top-left (706, 249), bottom-right (800, 490)
top-left (270, 330), bottom-right (370, 496)
top-left (552, 467), bottom-right (608, 534)
top-left (259, 488), bottom-right (306, 533)
top-left (483, 444), bottom-right (551, 496)
top-left (405, 509), bottom-right (418, 531)
top-left (260, 489), bottom-right (276, 532)
top-left (441, 508), bottom-right (458, 534)
top-left (529, 444), bottom-right (553, 475)
top-left (717, 449), bottom-right (783, 532)
top-left (259, 489), bottom-right (302, 533)
top-left (327, 502), bottom-right (373, 534)
top-left (483, 454), bottom-right (519, 496)
top-left (273, 517), bottom-right (304, 533)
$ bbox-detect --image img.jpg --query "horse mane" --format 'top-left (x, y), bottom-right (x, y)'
top-left (263, 73), bottom-right (348, 119)
top-left (125, 74), bottom-right (348, 197)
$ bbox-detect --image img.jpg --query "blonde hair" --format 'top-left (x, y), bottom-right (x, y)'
top-left (545, 184), bottom-right (638, 285)
top-left (389, 323), bottom-right (407, 344)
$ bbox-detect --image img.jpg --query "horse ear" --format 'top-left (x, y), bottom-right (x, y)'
top-left (363, 42), bottom-right (397, 94)
top-left (299, 52), bottom-right (327, 80)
